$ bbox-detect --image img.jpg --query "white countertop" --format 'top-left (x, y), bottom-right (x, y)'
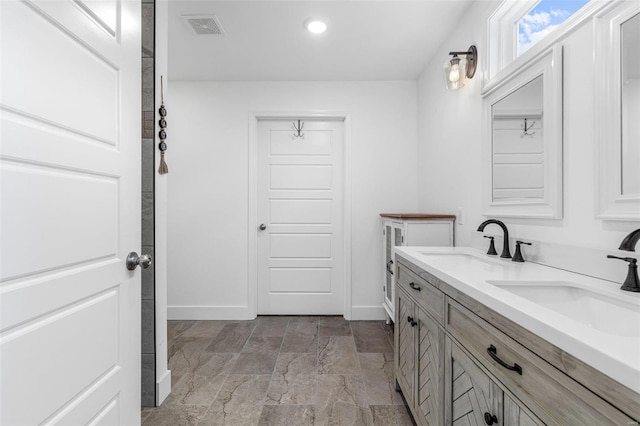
top-left (394, 246), bottom-right (640, 394)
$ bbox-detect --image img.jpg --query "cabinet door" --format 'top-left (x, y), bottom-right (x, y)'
top-left (415, 307), bottom-right (444, 425)
top-left (394, 224), bottom-right (404, 246)
top-left (446, 339), bottom-right (502, 426)
top-left (395, 289), bottom-right (415, 402)
top-left (383, 223), bottom-right (394, 308)
top-left (382, 221), bottom-right (403, 314)
top-left (504, 395), bottom-right (542, 426)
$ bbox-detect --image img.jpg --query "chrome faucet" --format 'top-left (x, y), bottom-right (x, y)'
top-left (608, 228), bottom-right (640, 292)
top-left (477, 219), bottom-right (511, 259)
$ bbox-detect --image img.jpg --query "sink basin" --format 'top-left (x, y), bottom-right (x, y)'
top-left (487, 280), bottom-right (640, 337)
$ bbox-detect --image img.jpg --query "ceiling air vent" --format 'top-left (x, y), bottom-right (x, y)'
top-left (183, 15), bottom-right (225, 36)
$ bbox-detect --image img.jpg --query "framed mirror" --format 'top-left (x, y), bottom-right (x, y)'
top-left (482, 45), bottom-right (563, 219)
top-left (595, 1), bottom-right (640, 221)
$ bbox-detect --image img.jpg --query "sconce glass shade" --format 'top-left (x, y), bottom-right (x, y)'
top-left (444, 56), bottom-right (467, 90)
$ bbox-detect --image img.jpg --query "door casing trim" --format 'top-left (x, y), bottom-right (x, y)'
top-left (248, 111), bottom-right (353, 319)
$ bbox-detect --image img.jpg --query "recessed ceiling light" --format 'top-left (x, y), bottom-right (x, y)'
top-left (305, 18), bottom-right (328, 34)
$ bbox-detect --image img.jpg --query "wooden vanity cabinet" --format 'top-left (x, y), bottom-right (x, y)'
top-left (395, 262), bottom-right (532, 426)
top-left (445, 298), bottom-right (634, 425)
top-left (394, 256), bottom-right (639, 426)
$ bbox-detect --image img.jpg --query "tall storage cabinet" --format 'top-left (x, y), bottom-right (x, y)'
top-left (381, 214), bottom-right (455, 323)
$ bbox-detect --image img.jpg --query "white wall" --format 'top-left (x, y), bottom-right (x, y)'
top-left (417, 1), bottom-right (638, 260)
top-left (153, 0), bottom-right (170, 405)
top-left (167, 81), bottom-right (419, 320)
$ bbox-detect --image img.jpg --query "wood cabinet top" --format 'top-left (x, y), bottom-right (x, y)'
top-left (380, 213), bottom-right (456, 220)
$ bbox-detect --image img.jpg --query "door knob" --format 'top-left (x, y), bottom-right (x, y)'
top-left (126, 252), bottom-right (152, 270)
top-left (259, 224), bottom-right (267, 231)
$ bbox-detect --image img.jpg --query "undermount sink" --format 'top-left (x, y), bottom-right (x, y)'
top-left (487, 280), bottom-right (640, 337)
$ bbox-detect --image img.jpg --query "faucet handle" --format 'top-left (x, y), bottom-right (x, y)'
top-left (512, 240), bottom-right (532, 263)
top-left (607, 255), bottom-right (640, 292)
top-left (484, 236), bottom-right (498, 256)
top-left (607, 255), bottom-right (637, 264)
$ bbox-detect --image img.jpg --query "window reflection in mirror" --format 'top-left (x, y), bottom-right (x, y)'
top-left (621, 12), bottom-right (640, 196)
top-left (491, 76), bottom-right (544, 201)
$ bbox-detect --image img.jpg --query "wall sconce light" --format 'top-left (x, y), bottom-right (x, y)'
top-left (443, 45), bottom-right (477, 90)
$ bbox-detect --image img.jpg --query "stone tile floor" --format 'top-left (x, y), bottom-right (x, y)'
top-left (141, 316), bottom-right (414, 425)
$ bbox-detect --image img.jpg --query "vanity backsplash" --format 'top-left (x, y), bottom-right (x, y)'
top-left (468, 231), bottom-right (633, 287)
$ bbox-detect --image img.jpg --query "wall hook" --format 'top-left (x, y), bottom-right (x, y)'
top-left (292, 120), bottom-right (305, 139)
top-left (521, 117), bottom-right (536, 138)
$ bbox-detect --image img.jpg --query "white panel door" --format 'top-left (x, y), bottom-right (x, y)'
top-left (257, 120), bottom-right (344, 314)
top-left (0, 1), bottom-right (141, 425)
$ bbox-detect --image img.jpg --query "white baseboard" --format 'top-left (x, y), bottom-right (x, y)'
top-left (156, 369), bottom-right (171, 406)
top-left (168, 304), bottom-right (386, 321)
top-left (167, 305), bottom-right (254, 320)
top-left (350, 305), bottom-right (386, 320)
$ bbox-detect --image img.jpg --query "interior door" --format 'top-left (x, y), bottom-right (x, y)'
top-left (257, 119), bottom-right (344, 314)
top-left (1, 1), bottom-right (141, 424)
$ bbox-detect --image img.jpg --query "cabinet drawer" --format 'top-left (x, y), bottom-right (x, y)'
top-left (397, 263), bottom-right (444, 325)
top-left (446, 300), bottom-right (633, 425)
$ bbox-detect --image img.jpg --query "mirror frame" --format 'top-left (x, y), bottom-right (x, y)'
top-left (482, 45), bottom-right (563, 219)
top-left (595, 1), bottom-right (640, 221)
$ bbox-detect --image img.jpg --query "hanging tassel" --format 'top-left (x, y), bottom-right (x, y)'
top-left (157, 75), bottom-right (169, 174)
top-left (158, 151), bottom-right (169, 174)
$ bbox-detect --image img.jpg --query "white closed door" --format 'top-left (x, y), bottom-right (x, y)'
top-left (257, 120), bottom-right (344, 314)
top-left (1, 1), bottom-right (141, 425)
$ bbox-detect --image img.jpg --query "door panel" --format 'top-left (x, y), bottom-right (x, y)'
top-left (2, 291), bottom-right (119, 425)
top-left (270, 199), bottom-right (332, 224)
top-left (1, 163), bottom-right (118, 279)
top-left (270, 165), bottom-right (333, 189)
top-left (1, 1), bottom-right (119, 144)
top-left (396, 290), bottom-right (414, 402)
top-left (269, 129), bottom-right (333, 155)
top-left (270, 234), bottom-right (332, 258)
top-left (384, 224), bottom-right (393, 307)
top-left (450, 343), bottom-right (502, 426)
top-left (0, 0), bottom-right (141, 424)
top-left (270, 268), bottom-right (332, 293)
top-left (417, 308), bottom-right (443, 425)
top-left (504, 395), bottom-right (542, 426)
top-left (74, 0), bottom-right (118, 34)
top-left (257, 120), bottom-right (344, 314)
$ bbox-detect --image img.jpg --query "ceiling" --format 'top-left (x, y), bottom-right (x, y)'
top-left (167, 1), bottom-right (475, 81)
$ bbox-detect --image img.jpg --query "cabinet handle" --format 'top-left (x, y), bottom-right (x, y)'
top-left (386, 260), bottom-right (394, 275)
top-left (484, 412), bottom-right (498, 425)
top-left (407, 316), bottom-right (417, 327)
top-left (409, 282), bottom-right (421, 291)
top-left (487, 345), bottom-right (522, 375)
